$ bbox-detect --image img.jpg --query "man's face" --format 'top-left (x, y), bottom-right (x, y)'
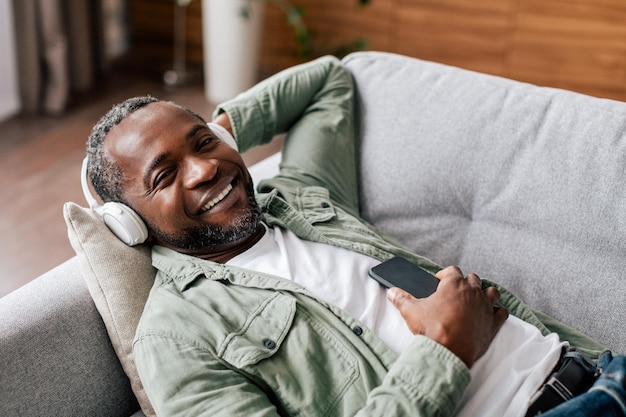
top-left (105, 102), bottom-right (262, 258)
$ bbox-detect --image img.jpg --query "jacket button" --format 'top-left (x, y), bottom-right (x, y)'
top-left (353, 326), bottom-right (363, 336)
top-left (321, 202), bottom-right (330, 208)
top-left (263, 339), bottom-right (277, 350)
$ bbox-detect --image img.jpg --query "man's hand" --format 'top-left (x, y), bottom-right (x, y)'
top-left (387, 266), bottom-right (509, 368)
top-left (213, 112), bottom-right (234, 136)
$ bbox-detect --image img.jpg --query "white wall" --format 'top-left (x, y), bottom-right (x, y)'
top-left (0, 0), bottom-right (20, 121)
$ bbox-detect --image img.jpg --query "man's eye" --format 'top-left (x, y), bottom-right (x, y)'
top-left (154, 169), bottom-right (175, 188)
top-left (197, 135), bottom-right (216, 150)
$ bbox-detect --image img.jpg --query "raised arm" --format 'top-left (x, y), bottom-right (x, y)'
top-left (214, 55), bottom-right (360, 213)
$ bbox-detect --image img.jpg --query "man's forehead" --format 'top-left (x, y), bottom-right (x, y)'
top-left (105, 102), bottom-right (197, 156)
top-left (104, 113), bottom-right (149, 160)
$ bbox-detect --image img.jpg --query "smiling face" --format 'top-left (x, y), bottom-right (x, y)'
top-left (104, 101), bottom-right (263, 261)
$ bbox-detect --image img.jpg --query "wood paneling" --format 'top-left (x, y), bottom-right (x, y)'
top-left (393, 0), bottom-right (516, 75)
top-left (128, 0), bottom-right (203, 75)
top-left (507, 0), bottom-right (626, 100)
top-left (258, 0), bottom-right (394, 76)
top-left (129, 0), bottom-right (626, 102)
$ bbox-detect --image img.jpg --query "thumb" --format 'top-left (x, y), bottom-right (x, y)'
top-left (387, 287), bottom-right (413, 309)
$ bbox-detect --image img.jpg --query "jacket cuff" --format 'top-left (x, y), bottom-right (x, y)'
top-left (386, 335), bottom-right (471, 415)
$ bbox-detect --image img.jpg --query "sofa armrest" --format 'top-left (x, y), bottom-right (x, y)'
top-left (0, 257), bottom-right (141, 417)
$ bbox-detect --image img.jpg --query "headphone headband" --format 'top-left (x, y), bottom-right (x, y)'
top-left (207, 122), bottom-right (237, 150)
top-left (80, 158), bottom-right (99, 210)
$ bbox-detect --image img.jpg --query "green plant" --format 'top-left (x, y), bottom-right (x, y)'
top-left (240, 0), bottom-right (370, 58)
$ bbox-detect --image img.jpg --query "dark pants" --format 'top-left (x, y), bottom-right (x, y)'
top-left (541, 352), bottom-right (626, 417)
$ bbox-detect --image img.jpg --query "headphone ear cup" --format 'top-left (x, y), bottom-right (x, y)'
top-left (100, 202), bottom-right (149, 246)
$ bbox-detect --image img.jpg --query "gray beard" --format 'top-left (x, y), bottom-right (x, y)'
top-left (147, 185), bottom-right (263, 253)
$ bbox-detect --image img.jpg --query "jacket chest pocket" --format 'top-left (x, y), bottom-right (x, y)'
top-left (218, 292), bottom-right (296, 368)
top-left (218, 292), bottom-right (360, 416)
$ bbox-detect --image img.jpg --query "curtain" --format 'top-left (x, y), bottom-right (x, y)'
top-left (0, 0), bottom-right (20, 121)
top-left (11, 0), bottom-right (127, 115)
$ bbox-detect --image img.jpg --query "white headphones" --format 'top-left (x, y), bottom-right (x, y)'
top-left (81, 122), bottom-right (238, 246)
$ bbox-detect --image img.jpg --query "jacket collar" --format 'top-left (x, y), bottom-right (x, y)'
top-left (151, 244), bottom-right (317, 297)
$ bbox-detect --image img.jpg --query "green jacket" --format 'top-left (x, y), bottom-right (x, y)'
top-left (133, 56), bottom-right (604, 417)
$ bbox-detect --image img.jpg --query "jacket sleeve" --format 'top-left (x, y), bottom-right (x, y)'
top-left (357, 335), bottom-right (471, 417)
top-left (214, 55), bottom-right (360, 215)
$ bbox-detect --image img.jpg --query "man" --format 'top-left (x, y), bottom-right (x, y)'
top-left (86, 56), bottom-right (624, 416)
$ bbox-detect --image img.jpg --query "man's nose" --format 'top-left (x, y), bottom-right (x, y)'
top-left (184, 157), bottom-right (219, 188)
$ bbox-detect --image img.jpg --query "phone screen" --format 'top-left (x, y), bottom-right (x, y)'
top-left (368, 257), bottom-right (439, 298)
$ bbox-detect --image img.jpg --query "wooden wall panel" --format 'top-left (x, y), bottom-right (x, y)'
top-left (258, 0), bottom-right (394, 77)
top-left (299, 0), bottom-right (394, 51)
top-left (128, 0), bottom-right (626, 102)
top-left (128, 0), bottom-right (203, 76)
top-left (128, 0), bottom-right (173, 69)
top-left (185, 2), bottom-right (204, 64)
top-left (507, 0), bottom-right (626, 100)
top-left (258, 5), bottom-right (303, 76)
top-left (393, 0), bottom-right (516, 76)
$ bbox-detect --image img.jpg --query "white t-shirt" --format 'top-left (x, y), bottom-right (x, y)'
top-left (227, 224), bottom-right (565, 417)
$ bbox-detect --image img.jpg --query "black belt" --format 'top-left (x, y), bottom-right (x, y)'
top-left (525, 348), bottom-right (597, 416)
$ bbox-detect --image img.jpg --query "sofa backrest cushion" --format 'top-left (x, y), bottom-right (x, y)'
top-left (343, 51), bottom-right (626, 353)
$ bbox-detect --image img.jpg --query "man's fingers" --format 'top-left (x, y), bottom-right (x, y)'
top-left (493, 306), bottom-right (510, 329)
top-left (483, 285), bottom-right (501, 305)
top-left (435, 265), bottom-right (463, 281)
top-left (466, 272), bottom-right (482, 288)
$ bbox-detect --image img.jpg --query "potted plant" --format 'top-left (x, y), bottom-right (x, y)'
top-left (202, 0), bottom-right (369, 103)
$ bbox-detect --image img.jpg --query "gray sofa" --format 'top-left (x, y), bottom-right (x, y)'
top-left (2, 51), bottom-right (625, 417)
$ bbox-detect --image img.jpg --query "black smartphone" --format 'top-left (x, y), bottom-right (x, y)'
top-left (368, 257), bottom-right (439, 298)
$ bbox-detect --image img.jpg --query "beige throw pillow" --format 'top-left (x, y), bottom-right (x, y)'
top-left (64, 202), bottom-right (156, 417)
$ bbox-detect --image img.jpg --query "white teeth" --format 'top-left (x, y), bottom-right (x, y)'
top-left (201, 183), bottom-right (233, 212)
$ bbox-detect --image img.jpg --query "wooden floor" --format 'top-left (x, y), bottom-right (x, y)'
top-left (0, 72), bottom-right (282, 298)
